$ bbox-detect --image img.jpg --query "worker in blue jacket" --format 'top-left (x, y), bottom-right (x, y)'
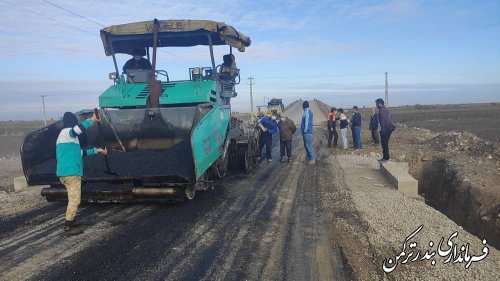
top-left (56, 112), bottom-right (107, 235)
top-left (301, 101), bottom-right (315, 164)
top-left (257, 115), bottom-right (278, 162)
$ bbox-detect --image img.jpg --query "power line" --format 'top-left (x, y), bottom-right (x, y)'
top-left (253, 73), bottom-right (381, 79)
top-left (391, 72), bottom-right (500, 75)
top-left (0, 0), bottom-right (188, 64)
top-left (0, 0), bottom-right (95, 36)
top-left (252, 72), bottom-right (500, 80)
top-left (40, 0), bottom-right (106, 27)
top-left (37, 0), bottom-right (190, 63)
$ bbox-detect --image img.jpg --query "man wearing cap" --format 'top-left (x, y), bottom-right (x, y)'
top-left (122, 48), bottom-right (152, 73)
top-left (278, 115), bottom-right (296, 163)
top-left (301, 101), bottom-right (315, 164)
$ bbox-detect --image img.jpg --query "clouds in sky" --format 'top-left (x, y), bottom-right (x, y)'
top-left (0, 0), bottom-right (499, 119)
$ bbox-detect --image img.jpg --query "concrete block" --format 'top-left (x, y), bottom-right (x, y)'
top-left (13, 176), bottom-right (28, 191)
top-left (380, 162), bottom-right (422, 200)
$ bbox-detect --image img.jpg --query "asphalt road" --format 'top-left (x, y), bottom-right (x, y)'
top-left (0, 100), bottom-right (351, 281)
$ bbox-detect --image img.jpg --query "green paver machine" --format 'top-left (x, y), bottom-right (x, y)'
top-left (20, 19), bottom-right (259, 202)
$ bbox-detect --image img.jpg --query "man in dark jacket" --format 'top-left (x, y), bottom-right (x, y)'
top-left (257, 115), bottom-right (278, 162)
top-left (376, 98), bottom-right (396, 163)
top-left (327, 107), bottom-right (338, 148)
top-left (122, 48), bottom-right (152, 73)
top-left (351, 106), bottom-right (362, 149)
top-left (369, 107), bottom-right (380, 145)
top-left (278, 116), bottom-right (297, 163)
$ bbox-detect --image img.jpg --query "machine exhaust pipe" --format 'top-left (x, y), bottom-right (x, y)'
top-left (132, 187), bottom-right (179, 197)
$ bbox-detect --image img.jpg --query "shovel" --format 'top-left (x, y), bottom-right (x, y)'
top-left (94, 108), bottom-right (119, 177)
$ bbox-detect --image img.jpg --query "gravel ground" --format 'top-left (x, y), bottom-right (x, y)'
top-left (333, 154), bottom-right (500, 280)
top-left (0, 158), bottom-right (47, 219)
top-left (0, 158), bottom-right (23, 192)
top-left (0, 187), bottom-right (46, 220)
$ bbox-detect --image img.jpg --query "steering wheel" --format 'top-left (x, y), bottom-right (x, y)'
top-left (155, 70), bottom-right (169, 82)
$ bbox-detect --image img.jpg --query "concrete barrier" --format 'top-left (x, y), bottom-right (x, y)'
top-left (379, 162), bottom-right (422, 200)
top-left (13, 176), bottom-right (28, 191)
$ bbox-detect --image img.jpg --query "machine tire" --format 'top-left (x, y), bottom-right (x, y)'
top-left (244, 136), bottom-right (258, 173)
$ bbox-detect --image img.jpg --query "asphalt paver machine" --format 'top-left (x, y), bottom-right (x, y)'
top-left (21, 19), bottom-right (258, 202)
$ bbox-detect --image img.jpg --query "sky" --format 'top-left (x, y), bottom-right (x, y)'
top-left (0, 0), bottom-right (499, 120)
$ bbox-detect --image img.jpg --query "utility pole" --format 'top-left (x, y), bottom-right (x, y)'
top-left (385, 72), bottom-right (389, 107)
top-left (41, 94), bottom-right (47, 126)
top-left (247, 77), bottom-right (255, 122)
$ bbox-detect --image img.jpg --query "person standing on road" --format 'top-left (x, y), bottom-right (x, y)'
top-left (351, 106), bottom-right (362, 149)
top-left (376, 98), bottom-right (396, 163)
top-left (327, 107), bottom-right (338, 148)
top-left (278, 115), bottom-right (297, 163)
top-left (257, 114), bottom-right (278, 162)
top-left (301, 101), bottom-right (315, 164)
top-left (338, 108), bottom-right (349, 149)
top-left (56, 112), bottom-right (107, 236)
top-left (369, 107), bottom-right (380, 145)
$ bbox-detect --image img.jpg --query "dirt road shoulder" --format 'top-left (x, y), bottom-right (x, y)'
top-left (323, 152), bottom-right (500, 280)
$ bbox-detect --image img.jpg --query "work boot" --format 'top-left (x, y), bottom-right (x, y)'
top-left (63, 220), bottom-right (83, 236)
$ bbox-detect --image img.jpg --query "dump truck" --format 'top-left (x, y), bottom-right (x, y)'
top-left (20, 19), bottom-right (258, 202)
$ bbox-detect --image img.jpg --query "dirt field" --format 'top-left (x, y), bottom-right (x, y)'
top-left (385, 103), bottom-right (500, 142)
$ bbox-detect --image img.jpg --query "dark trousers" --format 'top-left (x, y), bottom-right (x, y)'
top-left (258, 133), bottom-right (273, 160)
top-left (380, 130), bottom-right (393, 160)
top-left (280, 140), bottom-right (292, 158)
top-left (371, 129), bottom-right (380, 144)
top-left (327, 128), bottom-right (338, 147)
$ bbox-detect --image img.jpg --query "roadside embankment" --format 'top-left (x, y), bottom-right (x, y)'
top-left (330, 153), bottom-right (500, 280)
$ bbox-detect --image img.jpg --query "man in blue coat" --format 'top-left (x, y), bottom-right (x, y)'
top-left (301, 101), bottom-right (315, 164)
top-left (257, 115), bottom-right (278, 162)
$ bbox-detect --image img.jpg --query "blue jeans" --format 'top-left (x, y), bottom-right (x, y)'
top-left (353, 127), bottom-right (362, 148)
top-left (341, 128), bottom-right (348, 149)
top-left (302, 134), bottom-right (314, 161)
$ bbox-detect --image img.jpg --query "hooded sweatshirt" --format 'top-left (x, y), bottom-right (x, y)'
top-left (56, 114), bottom-right (96, 177)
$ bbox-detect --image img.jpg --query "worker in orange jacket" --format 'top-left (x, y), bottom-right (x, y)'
top-left (327, 107), bottom-right (338, 148)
